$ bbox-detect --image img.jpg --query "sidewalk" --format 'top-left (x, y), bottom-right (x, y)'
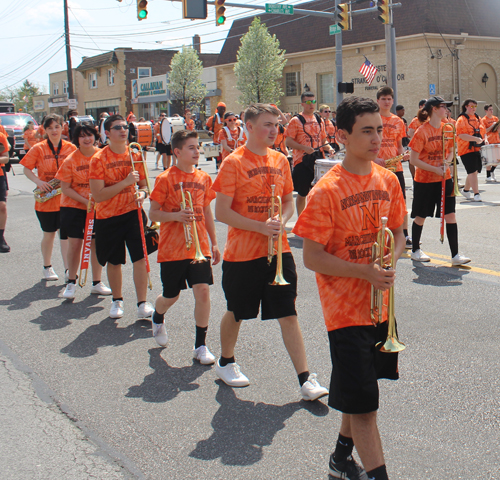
top-left (0, 341), bottom-right (138, 480)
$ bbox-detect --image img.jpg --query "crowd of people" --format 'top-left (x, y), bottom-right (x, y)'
top-left (0, 89), bottom-right (498, 480)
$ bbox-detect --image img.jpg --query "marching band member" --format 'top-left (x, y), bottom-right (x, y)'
top-left (408, 96), bottom-right (470, 265)
top-left (456, 99), bottom-right (486, 202)
top-left (184, 109), bottom-right (195, 131)
top-left (319, 104), bottom-right (339, 151)
top-left (212, 103), bottom-right (328, 400)
top-left (293, 96), bottom-right (406, 480)
top-left (154, 113), bottom-right (168, 170)
top-left (205, 102), bottom-right (226, 171)
top-left (0, 132), bottom-right (10, 253)
top-left (375, 86), bottom-right (411, 248)
top-left (215, 112), bottom-right (247, 164)
top-left (21, 115), bottom-right (76, 280)
top-left (23, 121), bottom-right (37, 152)
top-left (89, 114), bottom-right (154, 320)
top-left (481, 104), bottom-right (499, 182)
top-left (56, 123), bottom-right (112, 299)
top-left (148, 130), bottom-right (220, 363)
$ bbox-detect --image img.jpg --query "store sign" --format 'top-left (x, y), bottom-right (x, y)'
top-left (350, 64), bottom-right (406, 91)
top-left (34, 100), bottom-right (45, 110)
top-left (132, 74), bottom-right (169, 104)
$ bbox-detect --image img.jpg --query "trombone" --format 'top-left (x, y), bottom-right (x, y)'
top-left (370, 217), bottom-right (405, 353)
top-left (268, 184), bottom-right (289, 286)
top-left (440, 123), bottom-right (461, 243)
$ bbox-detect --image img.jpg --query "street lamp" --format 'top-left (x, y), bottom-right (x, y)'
top-left (482, 73), bottom-right (489, 85)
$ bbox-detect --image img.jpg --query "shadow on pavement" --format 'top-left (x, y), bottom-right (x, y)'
top-left (288, 235), bottom-right (304, 249)
top-left (411, 264), bottom-right (469, 286)
top-left (60, 316), bottom-right (151, 357)
top-left (30, 295), bottom-right (105, 331)
top-left (126, 348), bottom-right (209, 403)
top-left (189, 380), bottom-right (329, 466)
top-left (0, 281), bottom-right (63, 311)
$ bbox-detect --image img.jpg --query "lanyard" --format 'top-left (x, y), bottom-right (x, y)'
top-left (47, 139), bottom-right (62, 169)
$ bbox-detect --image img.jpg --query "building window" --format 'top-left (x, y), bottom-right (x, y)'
top-left (318, 73), bottom-right (334, 104)
top-left (89, 72), bottom-right (97, 89)
top-left (53, 82), bottom-right (59, 95)
top-left (286, 72), bottom-right (300, 97)
top-left (138, 67), bottom-right (151, 79)
top-left (108, 69), bottom-right (115, 86)
top-left (62, 81), bottom-right (68, 94)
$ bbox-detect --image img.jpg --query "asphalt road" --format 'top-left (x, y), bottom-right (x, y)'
top-left (1, 154), bottom-right (500, 479)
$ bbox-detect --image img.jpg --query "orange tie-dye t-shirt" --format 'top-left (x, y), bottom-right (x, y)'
top-left (154, 122), bottom-right (163, 144)
top-left (20, 140), bottom-right (77, 212)
top-left (0, 132), bottom-right (9, 177)
top-left (23, 129), bottom-right (37, 150)
top-left (206, 114), bottom-right (224, 142)
top-left (212, 146), bottom-right (293, 262)
top-left (89, 146), bottom-right (146, 220)
top-left (378, 114), bottom-right (406, 172)
top-left (285, 114), bottom-right (327, 167)
top-left (408, 122), bottom-right (453, 183)
top-left (293, 163), bottom-right (406, 332)
top-left (408, 116), bottom-right (425, 133)
top-left (150, 166), bottom-right (215, 262)
top-left (215, 127), bottom-right (247, 162)
top-left (56, 149), bottom-right (94, 210)
top-left (456, 114), bottom-right (486, 157)
top-left (481, 115), bottom-right (500, 145)
top-left (62, 122), bottom-right (69, 139)
top-left (0, 125), bottom-right (6, 137)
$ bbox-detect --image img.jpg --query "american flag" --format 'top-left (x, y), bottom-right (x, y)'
top-left (359, 58), bottom-right (378, 86)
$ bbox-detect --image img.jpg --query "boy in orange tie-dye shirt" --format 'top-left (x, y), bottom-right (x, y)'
top-left (148, 130), bottom-right (220, 363)
top-left (212, 103), bottom-right (328, 401)
top-left (293, 97), bottom-right (406, 480)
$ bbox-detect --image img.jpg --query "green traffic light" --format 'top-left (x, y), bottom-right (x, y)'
top-left (139, 9), bottom-right (147, 18)
top-left (217, 16), bottom-right (225, 24)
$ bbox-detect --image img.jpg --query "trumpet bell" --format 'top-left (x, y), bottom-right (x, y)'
top-left (270, 273), bottom-right (290, 286)
top-left (376, 337), bottom-right (406, 353)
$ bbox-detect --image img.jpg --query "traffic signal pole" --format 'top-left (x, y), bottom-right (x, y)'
top-left (335, 0), bottom-right (343, 106)
top-left (386, 23), bottom-right (398, 108)
top-left (63, 0), bottom-right (74, 101)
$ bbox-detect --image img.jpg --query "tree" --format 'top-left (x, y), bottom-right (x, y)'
top-left (168, 47), bottom-right (207, 116)
top-left (233, 17), bottom-right (287, 106)
top-left (0, 80), bottom-right (45, 113)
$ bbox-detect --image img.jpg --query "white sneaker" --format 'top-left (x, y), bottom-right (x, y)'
top-left (300, 373), bottom-right (329, 401)
top-left (137, 301), bottom-right (154, 319)
top-left (43, 267), bottom-right (58, 281)
top-left (110, 300), bottom-right (124, 319)
top-left (62, 283), bottom-right (77, 299)
top-left (215, 360), bottom-right (250, 387)
top-left (461, 189), bottom-right (471, 200)
top-left (152, 322), bottom-right (168, 347)
top-left (410, 249), bottom-right (431, 262)
top-left (452, 254), bottom-right (471, 266)
top-left (90, 282), bottom-right (112, 296)
top-left (64, 269), bottom-right (69, 283)
top-left (474, 194), bottom-right (482, 202)
top-left (193, 345), bottom-right (216, 365)
top-left (492, 172), bottom-right (497, 182)
top-left (486, 176), bottom-right (494, 183)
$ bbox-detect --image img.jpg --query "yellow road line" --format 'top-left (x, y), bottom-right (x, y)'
top-left (401, 252), bottom-right (500, 277)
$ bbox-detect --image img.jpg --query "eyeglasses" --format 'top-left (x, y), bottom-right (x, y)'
top-left (304, 100), bottom-right (317, 105)
top-left (323, 110), bottom-right (331, 113)
top-left (226, 118), bottom-right (237, 122)
top-left (438, 105), bottom-right (447, 109)
top-left (110, 125), bottom-right (130, 131)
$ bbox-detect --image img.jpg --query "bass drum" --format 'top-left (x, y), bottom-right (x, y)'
top-left (130, 122), bottom-right (154, 148)
top-left (74, 115), bottom-right (96, 126)
top-left (160, 117), bottom-right (185, 144)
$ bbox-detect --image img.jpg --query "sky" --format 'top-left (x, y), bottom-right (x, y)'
top-left (0, 0), bottom-right (308, 92)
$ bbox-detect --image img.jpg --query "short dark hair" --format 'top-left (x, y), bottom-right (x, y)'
top-left (171, 129), bottom-right (198, 152)
top-left (301, 91), bottom-right (315, 103)
top-left (43, 114), bottom-right (64, 129)
top-left (67, 110), bottom-right (78, 117)
top-left (104, 114), bottom-right (125, 132)
top-left (418, 99), bottom-right (427, 108)
top-left (336, 96), bottom-right (380, 134)
top-left (485, 104), bottom-right (492, 111)
top-left (376, 86), bottom-right (394, 99)
top-left (72, 123), bottom-right (99, 147)
top-left (244, 103), bottom-right (280, 124)
top-left (395, 105), bottom-right (405, 111)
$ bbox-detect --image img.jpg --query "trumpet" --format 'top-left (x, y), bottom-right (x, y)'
top-left (179, 182), bottom-right (193, 250)
top-left (268, 184), bottom-right (289, 286)
top-left (185, 190), bottom-right (207, 263)
top-left (370, 217), bottom-right (405, 353)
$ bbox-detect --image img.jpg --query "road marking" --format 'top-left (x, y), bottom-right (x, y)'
top-left (402, 252), bottom-right (500, 277)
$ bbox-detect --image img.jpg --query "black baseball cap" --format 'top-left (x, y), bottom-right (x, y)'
top-left (425, 96), bottom-right (453, 108)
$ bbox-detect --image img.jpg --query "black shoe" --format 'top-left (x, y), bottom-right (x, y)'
top-left (0, 239), bottom-right (10, 253)
top-left (329, 454), bottom-right (368, 480)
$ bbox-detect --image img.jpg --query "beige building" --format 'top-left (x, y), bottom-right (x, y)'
top-left (214, 0), bottom-right (500, 120)
top-left (47, 69), bottom-right (85, 117)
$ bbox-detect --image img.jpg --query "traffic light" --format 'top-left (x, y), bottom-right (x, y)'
top-left (337, 3), bottom-right (351, 31)
top-left (137, 0), bottom-right (148, 20)
top-left (215, 0), bottom-right (226, 26)
top-left (182, 0), bottom-right (208, 20)
top-left (377, 0), bottom-right (391, 24)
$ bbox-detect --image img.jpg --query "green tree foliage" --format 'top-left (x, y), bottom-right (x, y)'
top-left (0, 80), bottom-right (45, 113)
top-left (234, 17), bottom-right (287, 106)
top-left (168, 47), bottom-right (207, 115)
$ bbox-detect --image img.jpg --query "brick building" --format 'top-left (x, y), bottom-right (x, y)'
top-left (214, 0), bottom-right (500, 119)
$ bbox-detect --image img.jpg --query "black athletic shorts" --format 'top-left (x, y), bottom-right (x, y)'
top-left (35, 210), bottom-right (68, 240)
top-left (165, 143), bottom-right (172, 156)
top-left (292, 161), bottom-right (314, 197)
top-left (156, 142), bottom-right (168, 155)
top-left (60, 206), bottom-right (88, 239)
top-left (411, 179), bottom-right (456, 219)
top-left (160, 259), bottom-right (213, 298)
top-left (94, 209), bottom-right (145, 266)
top-left (395, 170), bottom-right (406, 200)
top-left (0, 175), bottom-right (7, 202)
top-left (461, 151), bottom-right (482, 174)
top-left (328, 321), bottom-right (399, 414)
top-left (222, 252), bottom-right (297, 322)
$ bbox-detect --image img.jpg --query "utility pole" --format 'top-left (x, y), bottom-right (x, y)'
top-left (335, 0), bottom-right (343, 106)
top-left (64, 0), bottom-right (74, 101)
top-left (384, 7), bottom-right (398, 109)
